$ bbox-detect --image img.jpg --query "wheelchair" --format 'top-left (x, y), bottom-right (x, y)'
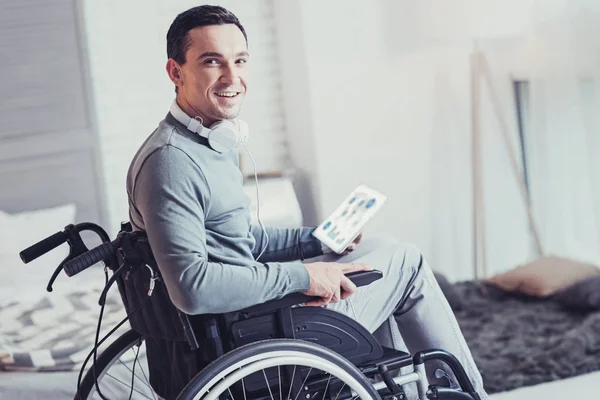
top-left (20, 222), bottom-right (482, 400)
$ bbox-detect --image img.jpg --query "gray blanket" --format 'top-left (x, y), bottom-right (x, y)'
top-left (446, 280), bottom-right (600, 394)
top-left (0, 288), bottom-right (126, 371)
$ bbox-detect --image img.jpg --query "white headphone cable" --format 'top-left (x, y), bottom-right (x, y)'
top-left (241, 142), bottom-right (269, 261)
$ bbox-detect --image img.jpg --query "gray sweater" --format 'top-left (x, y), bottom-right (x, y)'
top-left (126, 113), bottom-right (322, 315)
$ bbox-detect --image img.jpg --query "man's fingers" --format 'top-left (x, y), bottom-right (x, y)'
top-left (340, 262), bottom-right (373, 273)
top-left (331, 285), bottom-right (341, 303)
top-left (354, 233), bottom-right (363, 244)
top-left (340, 276), bottom-right (357, 299)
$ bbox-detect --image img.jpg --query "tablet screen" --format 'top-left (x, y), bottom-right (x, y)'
top-left (312, 184), bottom-right (389, 254)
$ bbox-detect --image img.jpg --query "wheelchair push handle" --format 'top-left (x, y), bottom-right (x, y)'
top-left (20, 231), bottom-right (68, 264)
top-left (63, 240), bottom-right (119, 277)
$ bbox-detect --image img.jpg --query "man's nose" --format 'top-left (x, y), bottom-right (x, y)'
top-left (219, 63), bottom-right (239, 85)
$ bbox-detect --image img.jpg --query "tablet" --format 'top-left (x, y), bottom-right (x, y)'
top-left (312, 184), bottom-right (389, 254)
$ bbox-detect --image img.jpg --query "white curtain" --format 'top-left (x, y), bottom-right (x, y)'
top-left (527, 77), bottom-right (600, 265)
top-left (525, 16), bottom-right (600, 264)
top-left (427, 0), bottom-right (600, 280)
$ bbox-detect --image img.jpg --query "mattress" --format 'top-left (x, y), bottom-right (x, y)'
top-left (0, 370), bottom-right (78, 400)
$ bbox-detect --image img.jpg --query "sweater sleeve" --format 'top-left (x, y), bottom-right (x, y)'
top-left (131, 146), bottom-right (310, 315)
top-left (250, 225), bottom-right (324, 262)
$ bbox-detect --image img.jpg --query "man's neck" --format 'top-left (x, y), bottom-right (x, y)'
top-left (176, 97), bottom-right (215, 127)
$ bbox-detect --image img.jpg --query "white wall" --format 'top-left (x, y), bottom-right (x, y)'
top-left (82, 0), bottom-right (175, 234)
top-left (275, 0), bottom-right (600, 280)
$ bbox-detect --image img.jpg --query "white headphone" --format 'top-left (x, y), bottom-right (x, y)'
top-left (169, 101), bottom-right (249, 153)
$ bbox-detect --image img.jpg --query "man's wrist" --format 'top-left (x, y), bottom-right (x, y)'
top-left (320, 241), bottom-right (334, 254)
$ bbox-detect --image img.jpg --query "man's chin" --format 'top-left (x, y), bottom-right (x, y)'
top-left (213, 109), bottom-right (242, 121)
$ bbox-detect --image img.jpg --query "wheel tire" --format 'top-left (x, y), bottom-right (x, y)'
top-left (177, 339), bottom-right (381, 400)
top-left (75, 329), bottom-right (146, 400)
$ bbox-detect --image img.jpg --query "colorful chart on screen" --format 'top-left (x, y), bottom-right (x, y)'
top-left (312, 184), bottom-right (389, 254)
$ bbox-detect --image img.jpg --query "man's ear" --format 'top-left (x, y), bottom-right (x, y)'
top-left (166, 59), bottom-right (184, 87)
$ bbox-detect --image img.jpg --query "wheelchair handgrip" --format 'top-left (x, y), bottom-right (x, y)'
top-left (63, 241), bottom-right (118, 277)
top-left (345, 269), bottom-right (383, 287)
top-left (20, 231), bottom-right (68, 264)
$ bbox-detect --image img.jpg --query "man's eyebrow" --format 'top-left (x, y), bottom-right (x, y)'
top-left (198, 51), bottom-right (223, 59)
top-left (198, 51), bottom-right (249, 59)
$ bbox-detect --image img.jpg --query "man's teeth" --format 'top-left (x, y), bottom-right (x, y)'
top-left (215, 92), bottom-right (238, 98)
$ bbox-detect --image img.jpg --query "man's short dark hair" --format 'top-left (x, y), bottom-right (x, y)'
top-left (167, 5), bottom-right (248, 65)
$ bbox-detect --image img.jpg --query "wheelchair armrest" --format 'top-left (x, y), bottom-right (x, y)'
top-left (240, 269), bottom-right (383, 315)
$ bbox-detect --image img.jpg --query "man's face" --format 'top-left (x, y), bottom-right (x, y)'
top-left (173, 24), bottom-right (248, 125)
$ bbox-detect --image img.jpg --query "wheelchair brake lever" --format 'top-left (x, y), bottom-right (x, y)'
top-left (435, 369), bottom-right (461, 390)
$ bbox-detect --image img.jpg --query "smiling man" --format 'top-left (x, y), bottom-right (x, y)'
top-left (126, 5), bottom-right (489, 400)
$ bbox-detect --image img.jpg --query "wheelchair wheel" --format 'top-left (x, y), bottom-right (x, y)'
top-left (178, 339), bottom-right (381, 400)
top-left (76, 329), bottom-right (158, 400)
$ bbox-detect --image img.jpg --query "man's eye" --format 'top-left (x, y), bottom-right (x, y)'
top-left (204, 59), bottom-right (219, 65)
top-left (236, 58), bottom-right (247, 64)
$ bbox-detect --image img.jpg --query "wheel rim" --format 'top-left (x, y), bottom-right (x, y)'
top-left (192, 350), bottom-right (376, 400)
top-left (86, 337), bottom-right (159, 400)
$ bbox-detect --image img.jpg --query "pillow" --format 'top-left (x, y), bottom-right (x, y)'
top-left (0, 204), bottom-right (76, 303)
top-left (553, 274), bottom-right (600, 311)
top-left (484, 255), bottom-right (600, 298)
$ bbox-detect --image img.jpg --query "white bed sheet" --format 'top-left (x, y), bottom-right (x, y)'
top-left (0, 370), bottom-right (77, 400)
top-left (490, 371), bottom-right (600, 400)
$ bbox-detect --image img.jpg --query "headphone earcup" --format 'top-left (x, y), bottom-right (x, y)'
top-left (207, 120), bottom-right (240, 153)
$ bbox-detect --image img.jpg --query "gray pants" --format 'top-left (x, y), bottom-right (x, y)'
top-left (311, 237), bottom-right (489, 400)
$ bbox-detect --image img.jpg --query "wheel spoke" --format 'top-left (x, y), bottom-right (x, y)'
top-left (227, 387), bottom-right (236, 400)
top-left (286, 365), bottom-right (297, 400)
top-left (104, 372), bottom-right (154, 400)
top-left (115, 349), bottom-right (152, 393)
top-left (137, 361), bottom-right (156, 400)
top-left (278, 366), bottom-right (282, 400)
top-left (333, 383), bottom-right (347, 400)
top-left (129, 346), bottom-right (154, 391)
top-left (118, 358), bottom-right (150, 389)
top-left (241, 375), bottom-right (247, 400)
top-left (322, 374), bottom-right (332, 400)
top-left (263, 369), bottom-right (275, 400)
top-left (293, 368), bottom-right (313, 400)
top-left (128, 347), bottom-right (140, 400)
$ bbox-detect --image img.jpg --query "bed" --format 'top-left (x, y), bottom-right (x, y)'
top-left (1, 163), bottom-right (599, 400)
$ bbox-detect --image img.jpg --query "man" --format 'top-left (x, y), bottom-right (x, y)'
top-left (127, 5), bottom-right (489, 400)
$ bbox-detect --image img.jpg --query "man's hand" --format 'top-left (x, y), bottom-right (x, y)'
top-left (303, 261), bottom-right (373, 307)
top-left (342, 233), bottom-right (363, 255)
